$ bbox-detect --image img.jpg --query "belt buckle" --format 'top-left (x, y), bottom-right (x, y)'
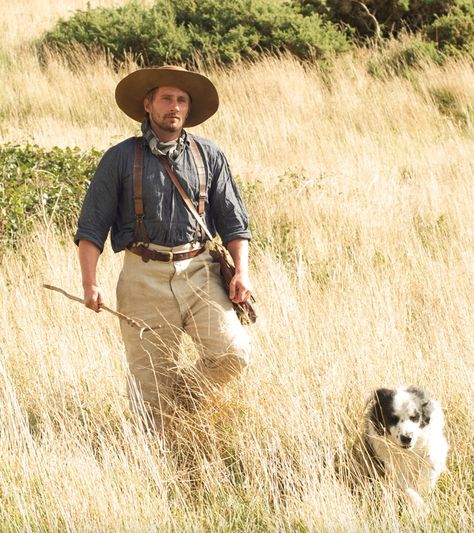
top-left (164, 251), bottom-right (173, 262)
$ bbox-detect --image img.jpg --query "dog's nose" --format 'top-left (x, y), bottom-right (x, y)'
top-left (400, 435), bottom-right (412, 446)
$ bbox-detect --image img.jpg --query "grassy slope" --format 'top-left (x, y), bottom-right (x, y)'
top-left (0, 1), bottom-right (473, 531)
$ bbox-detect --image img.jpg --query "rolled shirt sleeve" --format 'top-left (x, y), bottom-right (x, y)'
top-left (208, 149), bottom-right (251, 245)
top-left (74, 145), bottom-right (122, 253)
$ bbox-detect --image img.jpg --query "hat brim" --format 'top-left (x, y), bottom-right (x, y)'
top-left (115, 67), bottom-right (219, 127)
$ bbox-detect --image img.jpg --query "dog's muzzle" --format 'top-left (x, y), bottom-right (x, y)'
top-left (400, 434), bottom-right (413, 447)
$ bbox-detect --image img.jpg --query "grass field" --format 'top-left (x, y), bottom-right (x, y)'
top-left (0, 1), bottom-right (473, 531)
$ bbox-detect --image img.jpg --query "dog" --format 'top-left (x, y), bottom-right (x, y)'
top-left (361, 386), bottom-right (448, 509)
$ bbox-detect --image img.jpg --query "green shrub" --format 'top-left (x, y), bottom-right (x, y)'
top-left (426, 1), bottom-right (474, 55)
top-left (40, 1), bottom-right (192, 65)
top-left (174, 0), bottom-right (351, 62)
top-left (429, 87), bottom-right (474, 127)
top-left (293, 0), bottom-right (458, 38)
top-left (0, 144), bottom-right (101, 247)
top-left (39, 0), bottom-right (351, 66)
top-left (367, 37), bottom-right (444, 78)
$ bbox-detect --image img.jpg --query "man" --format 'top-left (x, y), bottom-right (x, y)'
top-left (74, 66), bottom-right (252, 431)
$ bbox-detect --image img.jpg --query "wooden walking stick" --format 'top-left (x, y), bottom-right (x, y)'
top-left (43, 284), bottom-right (153, 334)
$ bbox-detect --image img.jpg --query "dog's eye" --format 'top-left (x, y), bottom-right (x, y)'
top-left (410, 414), bottom-right (420, 422)
top-left (388, 416), bottom-right (399, 425)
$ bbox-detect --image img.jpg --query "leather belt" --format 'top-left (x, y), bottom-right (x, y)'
top-left (127, 244), bottom-right (205, 263)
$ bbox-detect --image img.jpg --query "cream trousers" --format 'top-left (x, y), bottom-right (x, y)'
top-left (116, 242), bottom-right (251, 430)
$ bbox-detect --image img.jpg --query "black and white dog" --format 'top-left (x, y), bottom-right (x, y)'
top-left (363, 386), bottom-right (448, 508)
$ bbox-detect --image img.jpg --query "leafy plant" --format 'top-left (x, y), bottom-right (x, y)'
top-left (429, 86), bottom-right (474, 127)
top-left (40, 1), bottom-right (192, 65)
top-left (367, 36), bottom-right (444, 78)
top-left (0, 144), bottom-right (101, 247)
top-left (39, 0), bottom-right (351, 66)
top-left (427, 1), bottom-right (474, 55)
top-left (293, 0), bottom-right (459, 38)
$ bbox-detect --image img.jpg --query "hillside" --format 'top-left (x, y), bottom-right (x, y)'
top-left (0, 1), bottom-right (473, 531)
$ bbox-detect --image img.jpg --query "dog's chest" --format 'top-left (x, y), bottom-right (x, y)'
top-left (375, 441), bottom-right (432, 487)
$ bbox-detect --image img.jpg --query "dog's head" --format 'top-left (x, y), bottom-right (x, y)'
top-left (368, 386), bottom-right (435, 449)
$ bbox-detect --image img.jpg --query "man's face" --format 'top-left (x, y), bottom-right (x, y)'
top-left (144, 86), bottom-right (190, 138)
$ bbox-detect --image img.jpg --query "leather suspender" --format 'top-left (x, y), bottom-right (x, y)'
top-left (131, 135), bottom-right (208, 246)
top-left (189, 137), bottom-right (207, 241)
top-left (133, 139), bottom-right (144, 217)
top-left (132, 138), bottom-right (149, 244)
top-left (190, 137), bottom-right (207, 215)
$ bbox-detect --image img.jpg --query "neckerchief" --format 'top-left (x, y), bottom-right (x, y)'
top-left (141, 116), bottom-right (185, 162)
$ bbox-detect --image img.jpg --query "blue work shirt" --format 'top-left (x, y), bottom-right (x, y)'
top-left (74, 132), bottom-right (251, 252)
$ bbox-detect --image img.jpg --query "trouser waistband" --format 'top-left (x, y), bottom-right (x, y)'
top-left (127, 244), bottom-right (205, 263)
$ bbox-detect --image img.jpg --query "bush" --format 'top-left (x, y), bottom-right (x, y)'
top-left (174, 0), bottom-right (351, 62)
top-left (40, 1), bottom-right (192, 65)
top-left (367, 37), bottom-right (445, 78)
top-left (429, 87), bottom-right (474, 127)
top-left (426, 1), bottom-right (474, 55)
top-left (0, 144), bottom-right (101, 247)
top-left (293, 0), bottom-right (458, 38)
top-left (39, 0), bottom-right (351, 66)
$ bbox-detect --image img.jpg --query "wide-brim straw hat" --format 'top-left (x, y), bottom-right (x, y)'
top-left (115, 66), bottom-right (219, 127)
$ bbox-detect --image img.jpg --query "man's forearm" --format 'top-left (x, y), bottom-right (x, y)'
top-left (78, 240), bottom-right (101, 287)
top-left (226, 238), bottom-right (249, 274)
top-left (226, 238), bottom-right (252, 303)
top-left (78, 240), bottom-right (104, 312)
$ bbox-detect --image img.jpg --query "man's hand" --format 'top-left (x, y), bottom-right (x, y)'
top-left (229, 272), bottom-right (252, 304)
top-left (83, 284), bottom-right (104, 313)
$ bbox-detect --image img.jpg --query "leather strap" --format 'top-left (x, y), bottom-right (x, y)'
top-left (190, 137), bottom-right (207, 216)
top-left (158, 154), bottom-right (214, 242)
top-left (189, 136), bottom-right (207, 241)
top-left (133, 139), bottom-right (144, 216)
top-left (132, 138), bottom-right (150, 244)
top-left (128, 244), bottom-right (205, 263)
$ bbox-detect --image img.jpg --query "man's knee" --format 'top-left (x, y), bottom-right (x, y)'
top-left (198, 336), bottom-right (251, 386)
top-left (231, 339), bottom-right (251, 372)
top-left (221, 347), bottom-right (250, 376)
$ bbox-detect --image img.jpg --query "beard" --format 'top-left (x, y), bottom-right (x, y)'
top-left (150, 113), bottom-right (186, 134)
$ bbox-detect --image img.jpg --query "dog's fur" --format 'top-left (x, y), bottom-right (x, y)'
top-left (360, 386), bottom-right (448, 508)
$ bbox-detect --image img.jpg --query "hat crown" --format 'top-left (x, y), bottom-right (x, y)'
top-left (156, 65), bottom-right (187, 72)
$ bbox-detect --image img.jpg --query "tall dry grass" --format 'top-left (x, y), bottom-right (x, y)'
top-left (0, 1), bottom-right (473, 531)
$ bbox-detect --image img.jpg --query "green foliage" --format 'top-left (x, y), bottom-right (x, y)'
top-left (174, 0), bottom-right (351, 62)
top-left (39, 0), bottom-right (351, 66)
top-left (429, 86), bottom-right (474, 127)
top-left (292, 0), bottom-right (474, 58)
top-left (367, 36), bottom-right (444, 78)
top-left (40, 1), bottom-right (192, 65)
top-left (427, 1), bottom-right (474, 55)
top-left (0, 144), bottom-right (101, 247)
top-left (293, 0), bottom-right (459, 38)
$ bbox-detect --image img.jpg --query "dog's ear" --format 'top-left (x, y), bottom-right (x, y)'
top-left (420, 399), bottom-right (435, 428)
top-left (406, 386), bottom-right (433, 427)
top-left (368, 388), bottom-right (394, 435)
